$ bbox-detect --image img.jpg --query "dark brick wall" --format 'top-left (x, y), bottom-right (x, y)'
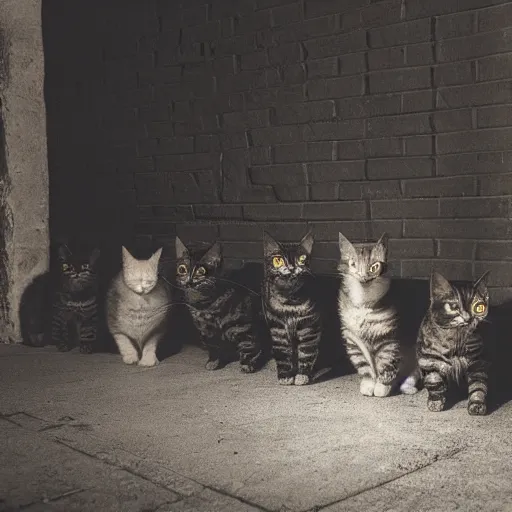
top-left (44, 0), bottom-right (512, 302)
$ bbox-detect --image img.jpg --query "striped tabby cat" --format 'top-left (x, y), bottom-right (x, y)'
top-left (262, 231), bottom-right (321, 386)
top-left (106, 246), bottom-right (170, 366)
top-left (52, 244), bottom-right (100, 354)
top-left (337, 232), bottom-right (420, 397)
top-left (417, 272), bottom-right (490, 416)
top-left (175, 236), bottom-right (263, 372)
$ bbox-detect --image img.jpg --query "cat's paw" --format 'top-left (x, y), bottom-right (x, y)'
top-left (427, 398), bottom-right (445, 412)
top-left (400, 376), bottom-right (419, 395)
top-left (278, 377), bottom-right (295, 386)
top-left (360, 378), bottom-right (375, 396)
top-left (139, 354), bottom-right (159, 367)
top-left (240, 363), bottom-right (255, 374)
top-left (468, 401), bottom-right (487, 416)
top-left (122, 353), bottom-right (139, 365)
top-left (294, 374), bottom-right (310, 386)
top-left (374, 382), bottom-right (392, 397)
top-left (205, 359), bottom-right (221, 371)
top-left (79, 343), bottom-right (93, 354)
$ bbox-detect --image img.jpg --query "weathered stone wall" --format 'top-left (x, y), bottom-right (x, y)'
top-left (0, 0), bottom-right (49, 342)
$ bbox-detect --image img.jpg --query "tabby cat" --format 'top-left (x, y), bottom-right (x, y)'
top-left (52, 244), bottom-right (100, 353)
top-left (175, 236), bottom-right (263, 372)
top-left (106, 246), bottom-right (170, 366)
top-left (262, 231), bottom-right (321, 386)
top-left (417, 271), bottom-right (490, 416)
top-left (337, 232), bottom-right (420, 397)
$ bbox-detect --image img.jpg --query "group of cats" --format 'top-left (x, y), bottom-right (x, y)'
top-left (44, 230), bottom-right (491, 417)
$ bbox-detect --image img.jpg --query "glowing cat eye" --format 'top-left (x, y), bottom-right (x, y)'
top-left (195, 266), bottom-right (206, 276)
top-left (177, 264), bottom-right (188, 275)
top-left (297, 254), bottom-right (307, 265)
top-left (62, 263), bottom-right (69, 271)
top-left (473, 301), bottom-right (487, 315)
top-left (369, 262), bottom-right (381, 274)
top-left (272, 256), bottom-right (285, 268)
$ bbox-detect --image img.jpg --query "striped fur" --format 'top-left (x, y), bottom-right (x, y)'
top-left (175, 237), bottom-right (263, 372)
top-left (51, 245), bottom-right (100, 354)
top-left (417, 272), bottom-right (490, 415)
top-left (262, 231), bottom-right (321, 386)
top-left (106, 247), bottom-right (170, 366)
top-left (337, 232), bottom-right (420, 397)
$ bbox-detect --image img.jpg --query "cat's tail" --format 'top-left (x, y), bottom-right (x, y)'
top-left (345, 333), bottom-right (377, 381)
top-left (311, 367), bottom-right (333, 382)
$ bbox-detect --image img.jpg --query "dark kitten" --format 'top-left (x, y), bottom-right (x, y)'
top-left (52, 244), bottom-right (100, 353)
top-left (175, 237), bottom-right (264, 372)
top-left (262, 231), bottom-right (321, 386)
top-left (417, 272), bottom-right (490, 416)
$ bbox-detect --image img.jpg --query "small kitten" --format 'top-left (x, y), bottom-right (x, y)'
top-left (337, 232), bottom-right (420, 397)
top-left (175, 236), bottom-right (263, 372)
top-left (262, 231), bottom-right (321, 386)
top-left (417, 272), bottom-right (490, 416)
top-left (106, 246), bottom-right (170, 366)
top-left (51, 244), bottom-right (100, 354)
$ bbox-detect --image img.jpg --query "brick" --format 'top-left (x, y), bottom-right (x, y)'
top-left (339, 53), bottom-right (367, 75)
top-left (245, 85), bottom-right (304, 108)
top-left (405, 219), bottom-right (512, 239)
top-left (434, 62), bottom-right (473, 87)
top-left (479, 3), bottom-right (512, 32)
top-left (156, 153), bottom-right (213, 173)
top-left (371, 198), bottom-right (438, 219)
top-left (339, 180), bottom-right (402, 200)
top-left (406, 0), bottom-right (506, 20)
top-left (273, 3), bottom-right (301, 26)
top-left (437, 81), bottom-right (512, 109)
top-left (438, 128), bottom-right (512, 154)
top-left (250, 164), bottom-right (306, 186)
top-left (477, 241), bottom-right (512, 261)
top-left (405, 135), bottom-right (433, 156)
top-left (140, 105), bottom-right (170, 122)
top-left (478, 54), bottom-right (512, 82)
top-left (368, 157), bottom-right (433, 179)
top-left (337, 140), bottom-right (365, 160)
top-left (336, 94), bottom-right (402, 119)
top-left (406, 43), bottom-right (435, 66)
top-left (241, 51), bottom-right (269, 70)
top-left (404, 176), bottom-right (476, 198)
top-left (310, 220), bottom-right (403, 240)
top-left (274, 100), bottom-right (335, 125)
top-left (311, 183), bottom-right (339, 200)
top-left (273, 17), bottom-right (336, 44)
top-left (282, 63), bottom-right (306, 85)
top-left (477, 105), bottom-right (512, 128)
top-left (370, 68), bottom-right (431, 93)
top-left (236, 10), bottom-right (272, 33)
top-left (433, 109), bottom-right (472, 132)
top-left (368, 47), bottom-right (405, 70)
top-left (369, 19), bottom-right (432, 48)
top-left (303, 31), bottom-right (367, 59)
top-left (402, 260), bottom-right (473, 280)
top-left (475, 261), bottom-right (512, 286)
top-left (441, 197), bottom-right (510, 218)
top-left (437, 29), bottom-right (512, 63)
top-left (303, 120), bottom-right (365, 141)
top-left (194, 205), bottom-right (243, 220)
top-left (437, 240), bottom-right (476, 259)
top-left (307, 75), bottom-right (363, 100)
top-left (312, 241), bottom-right (339, 259)
top-left (223, 109), bottom-right (271, 130)
top-left (303, 201), bottom-right (367, 220)
top-left (123, 156), bottom-right (155, 173)
top-left (171, 170), bottom-right (218, 203)
top-left (304, 0), bottom-right (366, 18)
top-left (218, 69), bottom-right (269, 93)
top-left (135, 173), bottom-right (173, 204)
top-left (402, 91), bottom-right (434, 113)
top-left (146, 122), bottom-right (175, 139)
top-left (365, 138), bottom-right (403, 157)
top-left (148, 205), bottom-right (194, 220)
top-left (275, 185), bottom-right (309, 201)
top-left (243, 204), bottom-right (303, 220)
top-left (222, 242), bottom-right (263, 259)
top-left (268, 43), bottom-right (302, 65)
top-left (306, 57), bottom-right (339, 79)
top-left (176, 223), bottom-right (219, 243)
top-left (367, 113), bottom-right (431, 137)
top-left (251, 125), bottom-right (301, 146)
top-left (249, 147), bottom-right (271, 165)
top-left (158, 137), bottom-right (195, 155)
top-left (438, 152), bottom-right (512, 176)
top-left (274, 141), bottom-right (333, 163)
top-left (479, 173), bottom-right (512, 195)
top-left (436, 11), bottom-right (474, 39)
top-left (308, 161), bottom-right (366, 182)
top-left (343, 0), bottom-right (402, 31)
top-left (389, 238), bottom-right (435, 258)
top-left (221, 222), bottom-right (307, 241)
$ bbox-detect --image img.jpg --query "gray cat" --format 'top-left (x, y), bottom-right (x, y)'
top-left (337, 232), bottom-right (420, 397)
top-left (106, 246), bottom-right (171, 366)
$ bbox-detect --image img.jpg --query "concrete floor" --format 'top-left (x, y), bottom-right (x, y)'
top-left (1, 344), bottom-right (512, 512)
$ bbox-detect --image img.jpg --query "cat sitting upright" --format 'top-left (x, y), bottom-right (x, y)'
top-left (337, 232), bottom-right (420, 397)
top-left (106, 246), bottom-right (170, 367)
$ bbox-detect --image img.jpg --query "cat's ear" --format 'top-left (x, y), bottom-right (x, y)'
top-left (89, 248), bottom-right (100, 266)
top-left (201, 241), bottom-right (221, 266)
top-left (338, 232), bottom-right (357, 261)
top-left (263, 231), bottom-right (280, 256)
top-left (57, 244), bottom-right (71, 262)
top-left (430, 271), bottom-right (454, 302)
top-left (371, 232), bottom-right (388, 262)
top-left (121, 246), bottom-right (136, 266)
top-left (300, 231), bottom-right (314, 256)
top-left (149, 247), bottom-right (163, 266)
top-left (473, 271), bottom-right (490, 297)
top-left (175, 236), bottom-right (188, 260)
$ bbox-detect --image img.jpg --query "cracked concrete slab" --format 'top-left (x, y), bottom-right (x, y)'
top-left (0, 343), bottom-right (511, 512)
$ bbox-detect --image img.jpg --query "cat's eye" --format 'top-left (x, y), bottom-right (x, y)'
top-left (472, 301), bottom-right (487, 315)
top-left (297, 254), bottom-right (307, 265)
top-left (177, 264), bottom-right (188, 275)
top-left (195, 266), bottom-right (206, 277)
top-left (272, 256), bottom-right (285, 268)
top-left (369, 262), bottom-right (381, 274)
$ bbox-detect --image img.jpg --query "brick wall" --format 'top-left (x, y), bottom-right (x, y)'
top-left (44, 0), bottom-right (512, 302)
